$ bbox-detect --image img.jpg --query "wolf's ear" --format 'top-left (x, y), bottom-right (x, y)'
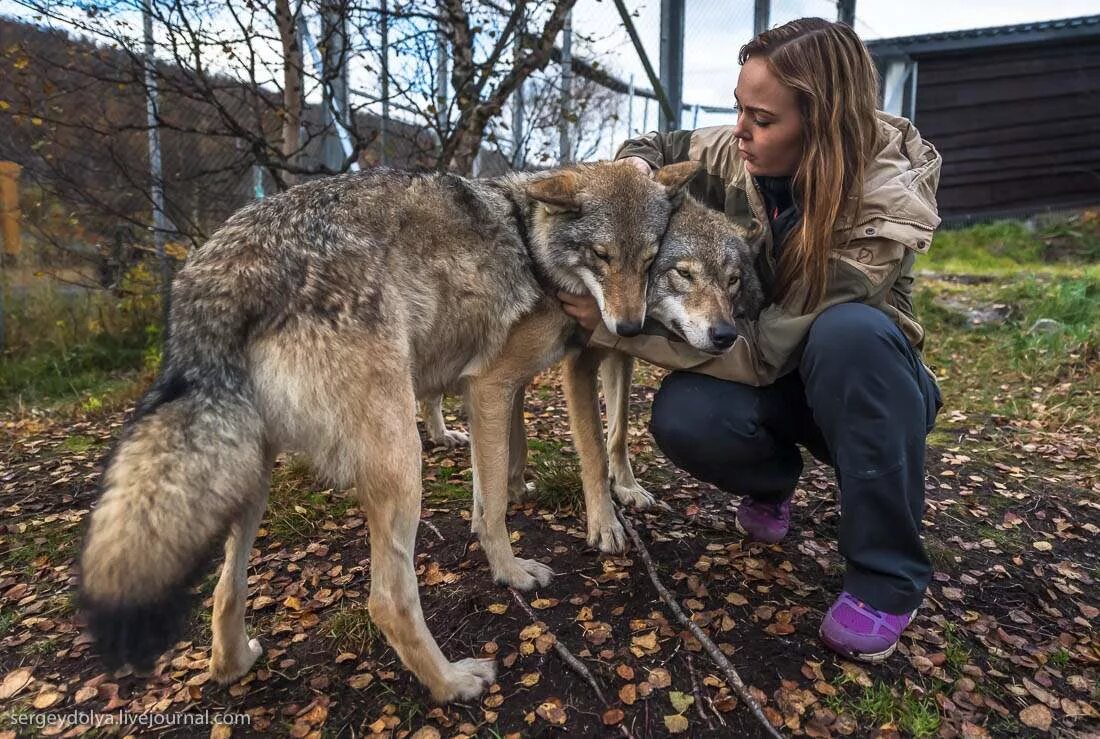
top-left (527, 173), bottom-right (582, 213)
top-left (654, 161), bottom-right (702, 203)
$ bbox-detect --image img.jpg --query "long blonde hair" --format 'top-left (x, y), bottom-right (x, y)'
top-left (739, 18), bottom-right (881, 310)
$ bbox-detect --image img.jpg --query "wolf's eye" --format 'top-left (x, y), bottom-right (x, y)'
top-left (644, 249), bottom-right (658, 267)
top-left (592, 246), bottom-right (610, 262)
top-left (729, 274), bottom-right (741, 288)
top-left (676, 268), bottom-right (694, 281)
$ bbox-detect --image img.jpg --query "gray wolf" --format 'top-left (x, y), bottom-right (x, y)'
top-left (79, 160), bottom-right (722, 703)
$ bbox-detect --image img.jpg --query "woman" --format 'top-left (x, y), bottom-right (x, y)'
top-left (560, 17), bottom-right (943, 663)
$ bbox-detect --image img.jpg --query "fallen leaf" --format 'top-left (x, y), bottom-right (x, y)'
top-left (619, 684), bottom-right (637, 705)
top-left (1019, 704), bottom-right (1052, 731)
top-left (536, 699), bottom-right (567, 726)
top-left (942, 587), bottom-right (964, 601)
top-left (487, 603), bottom-right (508, 615)
top-left (631, 631), bottom-right (658, 650)
top-left (32, 690), bottom-right (63, 709)
top-left (664, 715), bottom-right (690, 733)
top-left (616, 664), bottom-right (635, 681)
top-left (725, 593), bottom-right (749, 606)
top-left (518, 673), bottom-right (540, 688)
top-left (0, 668), bottom-right (33, 700)
top-left (602, 708), bottom-right (624, 725)
top-left (347, 673), bottom-right (374, 690)
top-left (648, 667), bottom-right (672, 688)
top-left (1032, 541), bottom-right (1053, 552)
top-left (531, 598), bottom-right (558, 609)
top-left (669, 690), bottom-right (694, 713)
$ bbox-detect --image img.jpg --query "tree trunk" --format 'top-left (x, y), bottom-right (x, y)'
top-left (275, 0), bottom-right (302, 187)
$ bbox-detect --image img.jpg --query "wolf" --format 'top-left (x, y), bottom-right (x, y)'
top-left (474, 193), bottom-right (764, 548)
top-left (78, 160), bottom-right (725, 703)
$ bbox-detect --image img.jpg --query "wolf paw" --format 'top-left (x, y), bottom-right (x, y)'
top-left (587, 515), bottom-right (628, 554)
top-left (492, 557), bottom-right (554, 591)
top-left (430, 430), bottom-right (469, 449)
top-left (432, 658), bottom-right (496, 703)
top-left (613, 480), bottom-right (656, 509)
top-left (211, 637), bottom-right (263, 684)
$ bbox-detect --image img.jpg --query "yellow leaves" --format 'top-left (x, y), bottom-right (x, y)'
top-left (1032, 540), bottom-right (1053, 552)
top-left (725, 592), bottom-right (749, 606)
top-left (615, 664), bottom-right (634, 681)
top-left (347, 673), bottom-right (374, 690)
top-left (530, 598), bottom-right (558, 609)
top-left (519, 623), bottom-right (544, 641)
top-left (668, 690), bottom-right (694, 713)
top-left (486, 603), bottom-right (508, 615)
top-left (517, 672), bottom-right (540, 688)
top-left (618, 683), bottom-right (636, 705)
top-left (535, 698), bottom-right (567, 726)
top-left (283, 595), bottom-right (303, 611)
top-left (663, 714), bottom-right (689, 733)
top-left (630, 630), bottom-right (659, 657)
top-left (648, 667), bottom-right (672, 688)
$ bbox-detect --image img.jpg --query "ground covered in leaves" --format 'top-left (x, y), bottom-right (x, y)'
top-left (1, 244), bottom-right (1098, 737)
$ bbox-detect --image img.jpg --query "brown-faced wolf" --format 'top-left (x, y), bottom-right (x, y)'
top-left (78, 161), bottom-right (760, 703)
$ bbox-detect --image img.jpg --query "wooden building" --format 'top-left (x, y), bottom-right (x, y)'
top-left (867, 15), bottom-right (1100, 223)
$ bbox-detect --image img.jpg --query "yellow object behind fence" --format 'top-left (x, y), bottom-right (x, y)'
top-left (0, 161), bottom-right (22, 256)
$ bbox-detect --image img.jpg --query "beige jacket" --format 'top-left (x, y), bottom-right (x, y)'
top-left (590, 111), bottom-right (942, 386)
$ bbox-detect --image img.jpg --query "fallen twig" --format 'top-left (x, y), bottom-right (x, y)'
top-left (508, 587), bottom-right (634, 738)
top-left (685, 654), bottom-right (715, 730)
top-left (421, 519), bottom-right (445, 541)
top-left (617, 510), bottom-right (783, 739)
top-left (507, 587), bottom-right (609, 705)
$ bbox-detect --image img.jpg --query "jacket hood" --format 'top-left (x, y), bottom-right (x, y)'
top-left (842, 111), bottom-right (942, 250)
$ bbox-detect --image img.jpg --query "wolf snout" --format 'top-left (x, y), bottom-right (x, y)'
top-left (615, 320), bottom-right (644, 337)
top-left (708, 323), bottom-right (738, 349)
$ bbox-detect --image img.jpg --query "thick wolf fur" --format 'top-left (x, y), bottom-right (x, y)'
top-left (79, 161), bottom-right (721, 703)
top-left (477, 194), bottom-right (764, 530)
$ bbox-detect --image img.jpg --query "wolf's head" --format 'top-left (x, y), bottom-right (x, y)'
top-left (526, 160), bottom-right (700, 337)
top-left (648, 196), bottom-right (765, 354)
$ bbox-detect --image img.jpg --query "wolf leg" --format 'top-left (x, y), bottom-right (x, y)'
top-left (420, 395), bottom-right (468, 449)
top-left (360, 384), bottom-right (494, 702)
top-left (210, 450), bottom-right (273, 683)
top-left (468, 380), bottom-right (553, 590)
top-left (565, 350), bottom-right (627, 553)
top-left (506, 388), bottom-right (530, 502)
top-left (600, 352), bottom-right (655, 508)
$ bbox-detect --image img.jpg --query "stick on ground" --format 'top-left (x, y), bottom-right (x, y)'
top-left (507, 587), bottom-right (609, 706)
top-left (618, 510), bottom-right (784, 739)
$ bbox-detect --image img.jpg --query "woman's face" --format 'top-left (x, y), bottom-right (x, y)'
top-left (733, 57), bottom-right (804, 178)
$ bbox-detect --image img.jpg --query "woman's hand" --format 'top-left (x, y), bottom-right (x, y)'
top-left (558, 291), bottom-right (601, 332)
top-left (620, 156), bottom-right (654, 176)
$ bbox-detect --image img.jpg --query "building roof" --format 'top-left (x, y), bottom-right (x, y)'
top-left (866, 14), bottom-right (1100, 58)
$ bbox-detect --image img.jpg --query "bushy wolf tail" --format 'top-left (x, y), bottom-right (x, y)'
top-left (80, 346), bottom-right (267, 672)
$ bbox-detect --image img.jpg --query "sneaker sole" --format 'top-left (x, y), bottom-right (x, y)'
top-left (818, 608), bottom-right (918, 664)
top-left (818, 628), bottom-right (897, 663)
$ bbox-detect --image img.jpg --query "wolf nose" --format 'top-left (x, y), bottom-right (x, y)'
top-left (616, 320), bottom-right (644, 337)
top-left (709, 323), bottom-right (737, 349)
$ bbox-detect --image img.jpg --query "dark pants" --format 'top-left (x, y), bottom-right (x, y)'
top-left (649, 302), bottom-right (941, 613)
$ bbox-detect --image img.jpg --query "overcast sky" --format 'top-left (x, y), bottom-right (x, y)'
top-left (572, 0), bottom-right (1100, 137)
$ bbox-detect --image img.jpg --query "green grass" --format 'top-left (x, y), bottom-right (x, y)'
top-left (526, 438), bottom-right (583, 510)
top-left (266, 457), bottom-right (358, 544)
top-left (926, 213), bottom-right (1100, 273)
top-left (826, 677), bottom-right (942, 737)
top-left (0, 608), bottom-right (17, 638)
top-left (324, 605), bottom-right (379, 653)
top-left (0, 523), bottom-right (75, 571)
top-left (943, 622), bottom-right (973, 675)
top-left (0, 326), bottom-right (151, 409)
top-left (424, 465), bottom-right (471, 502)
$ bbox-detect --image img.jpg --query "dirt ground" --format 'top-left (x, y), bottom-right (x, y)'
top-left (1, 364), bottom-right (1097, 738)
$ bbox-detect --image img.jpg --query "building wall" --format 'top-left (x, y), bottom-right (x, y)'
top-left (911, 38), bottom-right (1100, 220)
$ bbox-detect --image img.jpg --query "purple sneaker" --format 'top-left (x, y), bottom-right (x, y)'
top-left (819, 592), bottom-right (917, 663)
top-left (735, 495), bottom-right (791, 543)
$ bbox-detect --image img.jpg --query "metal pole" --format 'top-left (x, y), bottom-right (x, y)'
top-left (380, 0), bottom-right (389, 166)
top-left (611, 0), bottom-right (675, 129)
top-left (559, 11), bottom-right (573, 165)
top-left (626, 74), bottom-right (634, 137)
top-left (435, 1), bottom-right (449, 150)
top-left (658, 0), bottom-right (684, 131)
top-left (511, 7), bottom-right (526, 170)
top-left (642, 97), bottom-right (649, 133)
top-left (754, 0), bottom-right (770, 37)
top-left (838, 0), bottom-right (856, 27)
top-left (143, 0), bottom-right (170, 323)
